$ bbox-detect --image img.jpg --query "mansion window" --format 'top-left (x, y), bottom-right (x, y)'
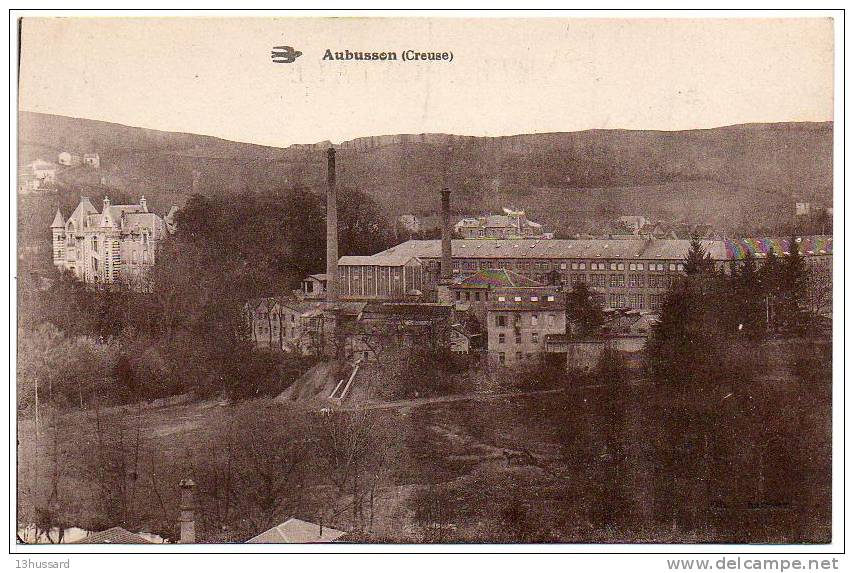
top-left (515, 334), bottom-right (522, 344)
top-left (531, 332), bottom-right (539, 344)
top-left (531, 314), bottom-right (538, 327)
top-left (498, 333), bottom-right (506, 344)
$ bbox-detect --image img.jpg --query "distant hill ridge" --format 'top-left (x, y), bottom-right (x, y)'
top-left (18, 111), bottom-right (832, 240)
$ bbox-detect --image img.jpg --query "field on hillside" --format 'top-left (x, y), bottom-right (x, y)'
top-left (16, 337), bottom-right (831, 544)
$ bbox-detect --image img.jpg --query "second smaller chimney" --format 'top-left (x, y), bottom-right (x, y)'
top-left (178, 478), bottom-right (196, 544)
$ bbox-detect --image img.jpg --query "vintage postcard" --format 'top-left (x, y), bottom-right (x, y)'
top-left (11, 11), bottom-right (839, 558)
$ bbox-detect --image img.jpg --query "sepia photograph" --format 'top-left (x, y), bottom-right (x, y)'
top-left (9, 10), bottom-right (842, 559)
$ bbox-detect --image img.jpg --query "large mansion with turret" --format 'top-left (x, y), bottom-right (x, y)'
top-left (51, 195), bottom-right (176, 286)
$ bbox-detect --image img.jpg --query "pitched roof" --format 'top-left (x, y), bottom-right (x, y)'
top-left (247, 518), bottom-right (346, 544)
top-left (67, 197), bottom-right (98, 230)
top-left (50, 209), bottom-right (65, 228)
top-left (483, 214), bottom-right (513, 228)
top-left (455, 218), bottom-right (481, 228)
top-left (338, 237), bottom-right (832, 265)
top-left (454, 268), bottom-right (542, 289)
top-left (106, 204), bottom-right (145, 222)
top-left (72, 527), bottom-right (152, 544)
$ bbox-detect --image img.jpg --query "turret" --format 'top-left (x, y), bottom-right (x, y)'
top-left (140, 195), bottom-right (148, 212)
top-left (103, 195), bottom-right (111, 211)
top-left (50, 209), bottom-right (65, 229)
top-left (50, 209), bottom-right (65, 266)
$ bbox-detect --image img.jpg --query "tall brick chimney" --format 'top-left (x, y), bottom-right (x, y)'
top-left (326, 147), bottom-right (338, 303)
top-left (437, 187), bottom-right (454, 303)
top-left (440, 188), bottom-right (452, 280)
top-left (178, 478), bottom-right (196, 544)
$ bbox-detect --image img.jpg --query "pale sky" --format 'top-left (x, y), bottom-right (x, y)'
top-left (18, 17), bottom-right (834, 147)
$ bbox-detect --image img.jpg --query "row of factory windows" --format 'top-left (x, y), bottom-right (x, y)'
top-left (570, 273), bottom-right (677, 289)
top-left (489, 292), bottom-right (665, 312)
top-left (493, 313), bottom-right (559, 328)
top-left (594, 293), bottom-right (665, 310)
top-left (455, 291), bottom-right (557, 303)
top-left (437, 260), bottom-right (686, 272)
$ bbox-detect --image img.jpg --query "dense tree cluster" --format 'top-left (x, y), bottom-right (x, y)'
top-left (17, 187), bottom-right (396, 411)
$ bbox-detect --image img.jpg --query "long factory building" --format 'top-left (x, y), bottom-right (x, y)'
top-left (336, 236), bottom-right (833, 312)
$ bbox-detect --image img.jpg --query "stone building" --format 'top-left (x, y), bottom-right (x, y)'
top-left (486, 286), bottom-right (566, 366)
top-left (58, 151), bottom-right (83, 166)
top-left (51, 195), bottom-right (171, 286)
top-left (454, 208), bottom-right (546, 239)
top-left (83, 153), bottom-right (101, 168)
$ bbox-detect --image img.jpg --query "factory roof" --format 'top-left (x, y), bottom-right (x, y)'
top-left (338, 236), bottom-right (832, 265)
top-left (453, 268), bottom-right (542, 289)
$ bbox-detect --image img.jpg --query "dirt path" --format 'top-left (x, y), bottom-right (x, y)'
top-left (331, 377), bottom-right (651, 413)
top-left (335, 387), bottom-right (565, 412)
